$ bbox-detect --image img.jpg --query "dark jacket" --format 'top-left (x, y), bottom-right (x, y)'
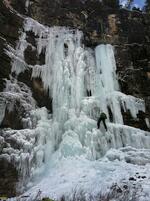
top-left (99, 112), bottom-right (107, 120)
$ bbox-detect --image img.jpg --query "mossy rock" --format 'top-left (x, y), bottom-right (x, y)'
top-left (42, 198), bottom-right (55, 201)
top-left (0, 197), bottom-right (8, 201)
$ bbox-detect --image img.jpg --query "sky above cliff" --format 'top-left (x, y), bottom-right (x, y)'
top-left (120, 0), bottom-right (145, 8)
top-left (133, 0), bottom-right (145, 7)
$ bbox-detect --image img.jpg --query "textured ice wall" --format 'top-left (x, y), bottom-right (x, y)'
top-left (3, 17), bottom-right (150, 193)
top-left (6, 17), bottom-right (149, 156)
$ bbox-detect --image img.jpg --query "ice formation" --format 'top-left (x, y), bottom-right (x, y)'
top-left (0, 96), bottom-right (6, 125)
top-left (25, 0), bottom-right (30, 12)
top-left (2, 17), bottom-right (150, 200)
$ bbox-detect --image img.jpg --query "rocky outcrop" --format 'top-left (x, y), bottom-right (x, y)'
top-left (0, 3), bottom-right (23, 196)
top-left (0, 1), bottom-right (23, 92)
top-left (0, 159), bottom-right (18, 197)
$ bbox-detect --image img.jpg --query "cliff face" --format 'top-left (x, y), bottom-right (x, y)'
top-left (0, 0), bottom-right (150, 197)
top-left (2, 0), bottom-right (150, 129)
top-left (27, 0), bottom-right (150, 130)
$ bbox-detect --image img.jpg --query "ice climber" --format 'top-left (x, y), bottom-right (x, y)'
top-left (97, 112), bottom-right (107, 131)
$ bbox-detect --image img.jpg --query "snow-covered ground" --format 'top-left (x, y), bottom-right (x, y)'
top-left (10, 154), bottom-right (150, 201)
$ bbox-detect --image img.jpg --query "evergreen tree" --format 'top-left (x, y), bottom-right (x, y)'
top-left (102, 0), bottom-right (120, 8)
top-left (144, 0), bottom-right (150, 13)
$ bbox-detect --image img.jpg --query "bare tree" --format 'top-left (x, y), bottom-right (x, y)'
top-left (125, 0), bottom-right (134, 9)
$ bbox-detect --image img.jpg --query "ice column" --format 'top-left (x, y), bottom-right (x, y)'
top-left (95, 44), bottom-right (145, 124)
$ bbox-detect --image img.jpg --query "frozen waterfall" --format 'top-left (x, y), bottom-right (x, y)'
top-left (3, 17), bottom-right (150, 200)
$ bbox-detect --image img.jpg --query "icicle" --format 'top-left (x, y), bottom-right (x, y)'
top-left (25, 0), bottom-right (30, 12)
top-left (145, 118), bottom-right (150, 128)
top-left (11, 32), bottom-right (28, 75)
top-left (0, 96), bottom-right (6, 125)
